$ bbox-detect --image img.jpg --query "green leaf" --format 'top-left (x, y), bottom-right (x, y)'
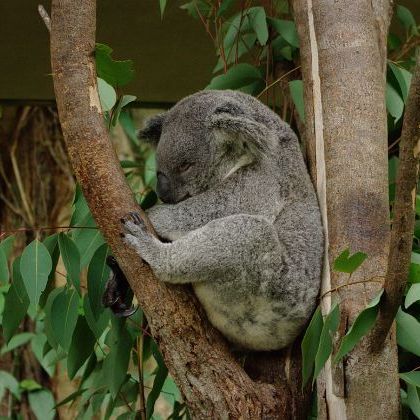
top-left (83, 296), bottom-right (110, 339)
top-left (88, 244), bottom-right (110, 320)
top-left (3, 257), bottom-right (29, 342)
top-left (333, 290), bottom-right (383, 364)
top-left (20, 240), bottom-right (52, 307)
top-left (333, 249), bottom-right (368, 274)
top-left (20, 379), bottom-right (42, 391)
top-left (51, 288), bottom-right (80, 351)
top-left (248, 7), bottom-right (268, 46)
top-left (396, 5), bottom-right (419, 35)
top-left (405, 283), bottom-right (420, 308)
top-left (72, 217), bottom-right (104, 268)
top-left (58, 233), bottom-right (81, 294)
top-left (396, 308), bottom-right (420, 356)
top-left (54, 388), bottom-right (87, 408)
top-left (44, 287), bottom-right (64, 349)
top-left (313, 302), bottom-right (340, 383)
top-left (103, 322), bottom-right (133, 397)
top-left (1, 332), bottom-right (34, 355)
top-left (98, 77), bottom-right (117, 112)
top-left (206, 63), bottom-right (262, 90)
top-left (67, 316), bottom-right (96, 379)
top-left (386, 82), bottom-right (404, 123)
top-left (388, 62), bottom-right (412, 103)
top-left (0, 370), bottom-right (20, 399)
top-left (409, 262), bottom-right (420, 283)
top-left (0, 235), bottom-right (15, 258)
top-left (289, 80), bottom-right (305, 121)
top-left (159, 0), bottom-right (167, 18)
top-left (406, 384), bottom-right (420, 419)
top-left (0, 247), bottom-right (9, 285)
top-left (146, 343), bottom-right (169, 419)
top-left (111, 95), bottom-right (137, 127)
top-left (400, 371), bottom-right (420, 387)
top-left (301, 306), bottom-right (323, 386)
top-left (28, 389), bottom-right (55, 420)
top-left (267, 18), bottom-right (299, 48)
top-left (95, 43), bottom-right (135, 87)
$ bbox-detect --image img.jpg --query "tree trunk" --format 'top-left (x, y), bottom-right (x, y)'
top-left (293, 0), bottom-right (400, 418)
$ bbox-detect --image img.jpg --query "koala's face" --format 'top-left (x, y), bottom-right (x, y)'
top-left (138, 90), bottom-right (283, 204)
top-left (155, 117), bottom-right (213, 204)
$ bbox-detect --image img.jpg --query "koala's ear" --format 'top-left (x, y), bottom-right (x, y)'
top-left (210, 105), bottom-right (273, 161)
top-left (137, 113), bottom-right (166, 146)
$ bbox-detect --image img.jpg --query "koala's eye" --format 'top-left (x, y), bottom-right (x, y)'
top-left (179, 162), bottom-right (194, 173)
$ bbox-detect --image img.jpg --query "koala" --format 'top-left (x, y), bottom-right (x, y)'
top-left (106, 90), bottom-right (323, 351)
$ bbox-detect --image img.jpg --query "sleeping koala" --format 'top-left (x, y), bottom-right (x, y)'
top-left (107, 90), bottom-right (323, 351)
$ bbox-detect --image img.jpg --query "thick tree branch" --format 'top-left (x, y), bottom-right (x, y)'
top-left (49, 0), bottom-right (282, 418)
top-left (372, 52), bottom-right (420, 349)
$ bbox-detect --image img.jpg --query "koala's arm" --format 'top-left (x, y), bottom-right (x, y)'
top-left (122, 213), bottom-right (281, 284)
top-left (146, 191), bottom-right (230, 241)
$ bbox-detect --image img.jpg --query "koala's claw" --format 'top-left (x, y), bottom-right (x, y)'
top-left (113, 303), bottom-right (138, 318)
top-left (121, 211), bottom-right (144, 226)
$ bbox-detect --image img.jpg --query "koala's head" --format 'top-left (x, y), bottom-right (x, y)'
top-left (138, 90), bottom-right (286, 204)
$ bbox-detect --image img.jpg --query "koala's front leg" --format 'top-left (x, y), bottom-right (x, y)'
top-left (122, 211), bottom-right (281, 285)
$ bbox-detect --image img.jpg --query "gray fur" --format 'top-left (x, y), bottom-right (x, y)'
top-left (125, 90), bottom-right (323, 351)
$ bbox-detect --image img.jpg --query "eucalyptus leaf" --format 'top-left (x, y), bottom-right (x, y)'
top-left (289, 80), bottom-right (304, 121)
top-left (20, 240), bottom-right (52, 307)
top-left (87, 243), bottom-right (110, 320)
top-left (51, 288), bottom-right (80, 351)
top-left (396, 308), bottom-right (420, 356)
top-left (386, 82), bottom-right (404, 123)
top-left (3, 256), bottom-right (29, 342)
top-left (207, 63), bottom-right (262, 90)
top-left (267, 18), bottom-right (299, 48)
top-left (28, 389), bottom-right (56, 420)
top-left (58, 233), bottom-right (81, 294)
top-left (313, 302), bottom-right (340, 383)
top-left (333, 290), bottom-right (383, 364)
top-left (405, 283), bottom-right (420, 308)
top-left (400, 371), bottom-right (420, 388)
top-left (67, 316), bottom-right (96, 379)
top-left (95, 43), bottom-right (135, 87)
top-left (301, 306), bottom-right (323, 386)
top-left (98, 77), bottom-right (117, 112)
top-left (103, 322), bottom-right (132, 397)
top-left (333, 249), bottom-right (368, 274)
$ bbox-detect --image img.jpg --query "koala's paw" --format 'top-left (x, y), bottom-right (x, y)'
top-left (121, 211), bottom-right (146, 237)
top-left (120, 211), bottom-right (161, 264)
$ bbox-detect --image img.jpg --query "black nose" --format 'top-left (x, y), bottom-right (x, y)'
top-left (156, 172), bottom-right (175, 204)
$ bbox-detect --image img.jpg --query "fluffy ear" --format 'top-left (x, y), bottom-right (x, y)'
top-left (137, 113), bottom-right (166, 145)
top-left (210, 104), bottom-right (273, 162)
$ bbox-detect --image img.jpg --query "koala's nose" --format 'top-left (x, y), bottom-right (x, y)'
top-left (156, 172), bottom-right (175, 204)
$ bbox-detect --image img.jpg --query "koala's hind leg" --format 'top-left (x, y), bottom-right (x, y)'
top-left (122, 212), bottom-right (281, 285)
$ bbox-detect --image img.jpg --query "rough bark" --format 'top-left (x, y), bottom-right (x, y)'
top-left (372, 52), bottom-right (420, 348)
top-left (292, 0), bottom-right (400, 419)
top-left (49, 1), bottom-right (297, 418)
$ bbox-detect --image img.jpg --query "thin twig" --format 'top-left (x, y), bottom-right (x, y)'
top-left (320, 277), bottom-right (384, 300)
top-left (137, 333), bottom-right (147, 420)
top-left (256, 66), bottom-right (301, 99)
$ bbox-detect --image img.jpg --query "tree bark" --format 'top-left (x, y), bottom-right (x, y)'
top-left (48, 1), bottom-right (309, 418)
top-left (292, 0), bottom-right (400, 418)
top-left (372, 52), bottom-right (420, 348)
